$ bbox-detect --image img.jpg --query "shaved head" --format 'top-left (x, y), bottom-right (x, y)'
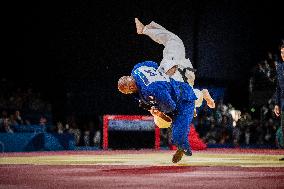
top-left (117, 76), bottom-right (138, 94)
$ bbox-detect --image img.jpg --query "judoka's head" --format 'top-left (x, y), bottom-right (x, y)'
top-left (118, 76), bottom-right (138, 94)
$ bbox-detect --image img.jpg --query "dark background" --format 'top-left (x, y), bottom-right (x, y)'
top-left (3, 0), bottom-right (284, 122)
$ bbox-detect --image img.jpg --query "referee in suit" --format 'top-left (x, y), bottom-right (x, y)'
top-left (273, 41), bottom-right (284, 160)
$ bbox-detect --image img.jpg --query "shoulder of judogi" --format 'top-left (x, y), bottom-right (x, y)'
top-left (132, 61), bottom-right (159, 72)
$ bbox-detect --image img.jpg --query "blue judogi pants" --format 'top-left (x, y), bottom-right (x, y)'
top-left (171, 100), bottom-right (195, 151)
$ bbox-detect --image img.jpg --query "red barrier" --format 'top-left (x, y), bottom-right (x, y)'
top-left (103, 115), bottom-right (156, 150)
top-left (103, 115), bottom-right (206, 150)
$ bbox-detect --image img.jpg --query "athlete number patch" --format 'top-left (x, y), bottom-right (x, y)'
top-left (134, 66), bottom-right (169, 86)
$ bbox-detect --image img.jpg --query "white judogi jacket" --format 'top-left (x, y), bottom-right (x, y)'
top-left (143, 21), bottom-right (202, 107)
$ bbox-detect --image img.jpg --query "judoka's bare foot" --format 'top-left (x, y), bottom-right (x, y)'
top-left (135, 18), bottom-right (144, 34)
top-left (202, 89), bottom-right (215, 108)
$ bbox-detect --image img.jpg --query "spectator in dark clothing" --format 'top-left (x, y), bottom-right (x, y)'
top-left (14, 110), bottom-right (23, 125)
top-left (273, 41), bottom-right (284, 152)
top-left (274, 41), bottom-right (284, 162)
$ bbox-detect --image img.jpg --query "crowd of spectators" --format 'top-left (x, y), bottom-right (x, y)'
top-left (0, 78), bottom-right (102, 148)
top-left (0, 78), bottom-right (101, 147)
top-left (0, 96), bottom-right (280, 149)
top-left (52, 115), bottom-right (101, 148)
top-left (193, 99), bottom-right (280, 148)
top-left (0, 110), bottom-right (102, 148)
top-left (0, 78), bottom-right (51, 133)
top-left (191, 50), bottom-right (282, 148)
top-left (0, 79), bottom-right (52, 114)
top-left (0, 109), bottom-right (50, 133)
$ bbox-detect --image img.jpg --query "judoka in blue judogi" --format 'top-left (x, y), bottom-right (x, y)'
top-left (118, 61), bottom-right (197, 157)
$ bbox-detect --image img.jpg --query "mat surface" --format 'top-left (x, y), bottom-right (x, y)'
top-left (0, 149), bottom-right (283, 189)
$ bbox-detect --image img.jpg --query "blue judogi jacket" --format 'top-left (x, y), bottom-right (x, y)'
top-left (131, 61), bottom-right (197, 113)
top-left (274, 61), bottom-right (284, 107)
